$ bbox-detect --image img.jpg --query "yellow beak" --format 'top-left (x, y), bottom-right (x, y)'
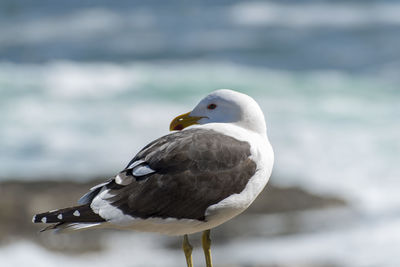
top-left (169, 112), bottom-right (204, 131)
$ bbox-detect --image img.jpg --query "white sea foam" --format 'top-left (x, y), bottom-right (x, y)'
top-left (0, 233), bottom-right (182, 267)
top-left (230, 2), bottom-right (400, 27)
top-left (3, 209), bottom-right (400, 267)
top-left (218, 214), bottom-right (400, 267)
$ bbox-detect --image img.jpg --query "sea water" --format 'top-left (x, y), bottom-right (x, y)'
top-left (1, 1), bottom-right (400, 266)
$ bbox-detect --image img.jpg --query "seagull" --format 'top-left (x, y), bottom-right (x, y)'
top-left (32, 89), bottom-right (274, 267)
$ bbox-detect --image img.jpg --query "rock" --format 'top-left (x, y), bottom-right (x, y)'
top-left (0, 178), bottom-right (346, 253)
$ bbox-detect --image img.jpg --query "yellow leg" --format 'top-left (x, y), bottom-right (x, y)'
top-left (182, 234), bottom-right (193, 267)
top-left (202, 229), bottom-right (213, 267)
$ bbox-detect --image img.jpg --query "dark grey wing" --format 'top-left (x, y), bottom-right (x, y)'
top-left (96, 128), bottom-right (257, 221)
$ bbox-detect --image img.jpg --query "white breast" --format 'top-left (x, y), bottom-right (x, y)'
top-left (191, 123), bottom-right (274, 230)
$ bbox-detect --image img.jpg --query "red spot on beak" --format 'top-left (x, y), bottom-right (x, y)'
top-left (174, 124), bottom-right (184, 131)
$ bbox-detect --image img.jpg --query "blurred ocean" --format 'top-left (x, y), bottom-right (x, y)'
top-left (1, 0), bottom-right (400, 266)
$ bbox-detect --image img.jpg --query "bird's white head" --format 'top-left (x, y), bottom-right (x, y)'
top-left (170, 89), bottom-right (267, 135)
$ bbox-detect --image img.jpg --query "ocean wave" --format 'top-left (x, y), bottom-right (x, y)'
top-left (0, 8), bottom-right (155, 45)
top-left (2, 1), bottom-right (400, 68)
top-left (3, 0), bottom-right (400, 48)
top-left (230, 2), bottom-right (400, 27)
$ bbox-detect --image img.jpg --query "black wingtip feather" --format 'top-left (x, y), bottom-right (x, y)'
top-left (32, 204), bottom-right (105, 224)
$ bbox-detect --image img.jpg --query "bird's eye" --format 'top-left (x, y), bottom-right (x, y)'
top-left (207, 104), bottom-right (217, 110)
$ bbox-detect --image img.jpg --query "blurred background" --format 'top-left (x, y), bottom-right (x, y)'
top-left (1, 0), bottom-right (400, 266)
